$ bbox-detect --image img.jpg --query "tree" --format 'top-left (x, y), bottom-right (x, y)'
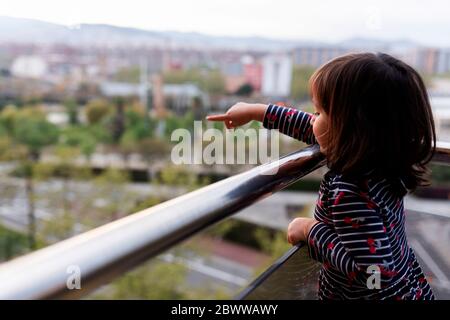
top-left (163, 67), bottom-right (226, 95)
top-left (75, 82), bottom-right (101, 104)
top-left (235, 83), bottom-right (254, 96)
top-left (87, 124), bottom-right (113, 145)
top-left (164, 110), bottom-right (195, 138)
top-left (116, 102), bottom-right (158, 164)
top-left (0, 106), bottom-right (59, 249)
top-left (60, 126), bottom-right (97, 161)
top-left (85, 99), bottom-right (111, 125)
top-left (203, 69), bottom-right (226, 95)
top-left (114, 66), bottom-right (140, 84)
top-left (13, 111), bottom-right (59, 160)
top-left (0, 105), bottom-right (19, 133)
top-left (136, 137), bottom-right (171, 167)
top-left (121, 108), bottom-right (155, 143)
top-left (113, 98), bottom-right (126, 142)
top-left (0, 224), bottom-right (29, 261)
top-left (64, 98), bottom-right (79, 125)
top-left (118, 131), bottom-right (138, 165)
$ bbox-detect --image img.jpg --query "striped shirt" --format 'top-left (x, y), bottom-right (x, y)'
top-left (263, 104), bottom-right (435, 300)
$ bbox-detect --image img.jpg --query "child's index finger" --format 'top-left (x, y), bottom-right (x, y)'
top-left (206, 114), bottom-right (228, 121)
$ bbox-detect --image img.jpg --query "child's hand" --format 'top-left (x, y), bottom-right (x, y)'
top-left (206, 102), bottom-right (267, 129)
top-left (287, 218), bottom-right (319, 245)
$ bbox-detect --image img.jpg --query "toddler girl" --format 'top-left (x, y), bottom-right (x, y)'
top-left (207, 52), bottom-right (436, 300)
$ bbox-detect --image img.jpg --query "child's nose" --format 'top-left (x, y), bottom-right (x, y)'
top-left (310, 116), bottom-right (315, 125)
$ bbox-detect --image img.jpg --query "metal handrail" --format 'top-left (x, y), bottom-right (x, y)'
top-left (0, 144), bottom-right (325, 299)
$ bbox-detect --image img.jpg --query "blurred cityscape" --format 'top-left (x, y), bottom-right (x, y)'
top-left (0, 15), bottom-right (449, 299)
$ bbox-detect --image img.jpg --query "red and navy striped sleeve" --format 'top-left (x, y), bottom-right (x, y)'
top-left (307, 181), bottom-right (396, 287)
top-left (262, 104), bottom-right (317, 145)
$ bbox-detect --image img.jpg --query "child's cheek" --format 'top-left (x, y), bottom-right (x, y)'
top-left (313, 124), bottom-right (323, 143)
top-left (314, 129), bottom-right (328, 154)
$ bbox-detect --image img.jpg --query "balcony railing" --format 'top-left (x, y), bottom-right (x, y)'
top-left (0, 142), bottom-right (448, 299)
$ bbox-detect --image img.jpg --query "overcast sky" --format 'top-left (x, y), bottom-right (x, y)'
top-left (1, 0), bottom-right (450, 46)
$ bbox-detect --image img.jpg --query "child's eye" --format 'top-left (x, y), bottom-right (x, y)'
top-left (313, 112), bottom-right (320, 117)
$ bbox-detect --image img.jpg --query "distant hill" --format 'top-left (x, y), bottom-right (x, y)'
top-left (0, 16), bottom-right (419, 51)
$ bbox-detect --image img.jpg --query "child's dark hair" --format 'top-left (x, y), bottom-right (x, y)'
top-left (309, 52), bottom-right (436, 192)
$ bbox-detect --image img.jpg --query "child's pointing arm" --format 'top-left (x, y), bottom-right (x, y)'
top-left (206, 102), bottom-right (267, 129)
